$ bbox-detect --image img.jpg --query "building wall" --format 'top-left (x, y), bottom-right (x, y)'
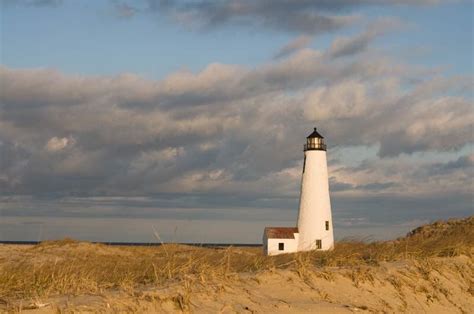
top-left (297, 150), bottom-right (334, 251)
top-left (263, 235), bottom-right (298, 256)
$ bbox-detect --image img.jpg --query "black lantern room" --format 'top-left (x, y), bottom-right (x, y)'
top-left (304, 127), bottom-right (326, 151)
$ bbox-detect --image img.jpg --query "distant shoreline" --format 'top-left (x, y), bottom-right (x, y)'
top-left (0, 240), bottom-right (262, 247)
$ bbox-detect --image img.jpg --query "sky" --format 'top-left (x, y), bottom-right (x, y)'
top-left (0, 0), bottom-right (473, 243)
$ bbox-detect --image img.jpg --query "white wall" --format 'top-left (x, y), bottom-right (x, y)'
top-left (297, 150), bottom-right (334, 251)
top-left (264, 235), bottom-right (298, 256)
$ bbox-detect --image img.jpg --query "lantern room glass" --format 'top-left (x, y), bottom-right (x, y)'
top-left (304, 137), bottom-right (326, 151)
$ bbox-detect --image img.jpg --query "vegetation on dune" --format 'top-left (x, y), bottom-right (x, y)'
top-left (0, 216), bottom-right (472, 301)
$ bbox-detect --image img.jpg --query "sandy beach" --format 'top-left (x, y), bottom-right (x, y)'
top-left (0, 217), bottom-right (472, 313)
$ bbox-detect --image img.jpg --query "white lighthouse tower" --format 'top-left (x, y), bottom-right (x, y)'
top-left (297, 128), bottom-right (334, 251)
top-left (263, 127), bottom-right (334, 255)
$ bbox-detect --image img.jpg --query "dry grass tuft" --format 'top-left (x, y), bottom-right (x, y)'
top-left (0, 216), bottom-right (472, 303)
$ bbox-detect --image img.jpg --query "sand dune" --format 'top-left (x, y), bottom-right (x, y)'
top-left (0, 217), bottom-right (472, 313)
top-left (31, 256), bottom-right (470, 313)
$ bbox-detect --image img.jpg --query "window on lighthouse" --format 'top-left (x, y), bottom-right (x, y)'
top-left (316, 240), bottom-right (322, 249)
top-left (325, 221), bottom-right (329, 230)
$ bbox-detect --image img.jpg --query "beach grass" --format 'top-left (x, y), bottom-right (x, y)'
top-left (0, 216), bottom-right (472, 301)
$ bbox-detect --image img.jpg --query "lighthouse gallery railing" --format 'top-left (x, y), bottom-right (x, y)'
top-left (304, 143), bottom-right (327, 151)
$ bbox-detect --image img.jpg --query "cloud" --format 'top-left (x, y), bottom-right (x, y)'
top-left (0, 27), bottom-right (472, 219)
top-left (329, 149), bottom-right (474, 198)
top-left (302, 76), bottom-right (473, 156)
top-left (128, 0), bottom-right (440, 34)
top-left (1, 0), bottom-right (469, 243)
top-left (274, 35), bottom-right (313, 59)
top-left (421, 154), bottom-right (474, 177)
top-left (2, 0), bottom-right (62, 7)
top-left (327, 18), bottom-right (403, 58)
top-left (45, 136), bottom-right (75, 152)
top-left (156, 0), bottom-right (358, 34)
top-left (1, 0), bottom-right (440, 36)
top-left (113, 1), bottom-right (138, 18)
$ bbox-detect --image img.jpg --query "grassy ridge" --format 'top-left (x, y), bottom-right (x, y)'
top-left (0, 216), bottom-right (472, 300)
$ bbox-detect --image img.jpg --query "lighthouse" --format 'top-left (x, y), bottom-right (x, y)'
top-left (297, 128), bottom-right (334, 251)
top-left (263, 127), bottom-right (334, 255)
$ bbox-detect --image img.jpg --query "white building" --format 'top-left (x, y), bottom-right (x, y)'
top-left (263, 127), bottom-right (334, 256)
top-left (263, 227), bottom-right (299, 256)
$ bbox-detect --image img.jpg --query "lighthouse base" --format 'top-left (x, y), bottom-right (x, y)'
top-left (297, 238), bottom-right (334, 252)
top-left (262, 227), bottom-right (334, 256)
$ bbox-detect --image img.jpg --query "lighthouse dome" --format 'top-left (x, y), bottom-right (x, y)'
top-left (307, 127), bottom-right (324, 139)
top-left (305, 127), bottom-right (326, 151)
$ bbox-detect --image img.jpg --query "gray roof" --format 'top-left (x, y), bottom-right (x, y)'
top-left (307, 127), bottom-right (324, 139)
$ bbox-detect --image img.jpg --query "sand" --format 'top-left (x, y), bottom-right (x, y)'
top-left (1, 249), bottom-right (472, 313)
top-left (1, 217), bottom-right (473, 313)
